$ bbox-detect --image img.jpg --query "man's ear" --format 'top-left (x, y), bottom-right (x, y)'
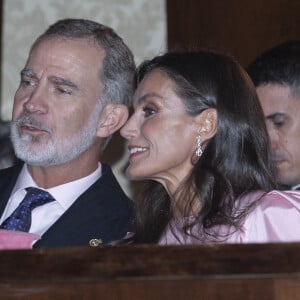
top-left (96, 104), bottom-right (129, 138)
top-left (194, 108), bottom-right (217, 141)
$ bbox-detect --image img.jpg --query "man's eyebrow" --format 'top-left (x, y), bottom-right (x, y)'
top-left (136, 92), bottom-right (164, 105)
top-left (265, 112), bottom-right (286, 120)
top-left (20, 70), bottom-right (78, 90)
top-left (49, 76), bottom-right (78, 89)
top-left (20, 69), bottom-right (37, 78)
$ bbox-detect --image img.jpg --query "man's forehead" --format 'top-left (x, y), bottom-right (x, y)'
top-left (257, 84), bottom-right (291, 98)
top-left (25, 38), bottom-right (103, 84)
top-left (257, 84), bottom-right (300, 112)
top-left (29, 37), bottom-right (105, 64)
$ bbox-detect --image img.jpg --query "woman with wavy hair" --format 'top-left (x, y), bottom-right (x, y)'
top-left (121, 50), bottom-right (300, 244)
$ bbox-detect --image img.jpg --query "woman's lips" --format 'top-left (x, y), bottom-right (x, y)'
top-left (128, 145), bottom-right (147, 159)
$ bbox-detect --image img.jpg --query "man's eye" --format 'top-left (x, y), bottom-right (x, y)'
top-left (273, 121), bottom-right (284, 128)
top-left (20, 79), bottom-right (35, 87)
top-left (272, 118), bottom-right (285, 128)
top-left (142, 106), bottom-right (156, 117)
top-left (56, 87), bottom-right (72, 95)
top-left (270, 114), bottom-right (286, 128)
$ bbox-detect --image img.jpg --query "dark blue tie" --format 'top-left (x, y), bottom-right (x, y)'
top-left (0, 187), bottom-right (55, 232)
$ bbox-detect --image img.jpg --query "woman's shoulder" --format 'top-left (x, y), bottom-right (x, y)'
top-left (159, 190), bottom-right (300, 245)
top-left (239, 189), bottom-right (300, 211)
top-left (237, 190), bottom-right (300, 243)
top-left (263, 189), bottom-right (300, 204)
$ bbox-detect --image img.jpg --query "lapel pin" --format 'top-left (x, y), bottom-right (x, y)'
top-left (89, 238), bottom-right (103, 247)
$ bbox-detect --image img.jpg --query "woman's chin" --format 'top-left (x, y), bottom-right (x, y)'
top-left (125, 167), bottom-right (150, 181)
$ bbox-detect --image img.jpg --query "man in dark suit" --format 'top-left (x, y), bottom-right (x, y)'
top-left (0, 19), bottom-right (136, 247)
top-left (247, 40), bottom-right (300, 191)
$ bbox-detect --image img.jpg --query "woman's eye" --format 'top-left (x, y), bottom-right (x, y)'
top-left (142, 106), bottom-right (156, 117)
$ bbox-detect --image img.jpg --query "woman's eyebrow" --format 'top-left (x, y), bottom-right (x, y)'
top-left (136, 92), bottom-right (163, 105)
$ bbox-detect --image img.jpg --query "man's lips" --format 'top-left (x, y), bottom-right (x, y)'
top-left (271, 155), bottom-right (286, 162)
top-left (20, 124), bottom-right (49, 135)
top-left (272, 159), bottom-right (287, 167)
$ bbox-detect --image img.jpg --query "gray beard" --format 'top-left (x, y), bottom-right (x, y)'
top-left (10, 106), bottom-right (101, 167)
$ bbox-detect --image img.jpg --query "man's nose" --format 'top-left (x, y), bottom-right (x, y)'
top-left (268, 129), bottom-right (280, 150)
top-left (23, 84), bottom-right (48, 114)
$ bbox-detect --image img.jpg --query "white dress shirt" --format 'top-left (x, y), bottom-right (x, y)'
top-left (0, 164), bottom-right (102, 236)
top-left (291, 184), bottom-right (300, 191)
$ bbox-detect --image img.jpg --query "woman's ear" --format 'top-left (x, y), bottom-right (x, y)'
top-left (195, 108), bottom-right (217, 141)
top-left (96, 104), bottom-right (129, 138)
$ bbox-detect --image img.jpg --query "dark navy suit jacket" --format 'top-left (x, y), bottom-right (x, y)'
top-left (0, 163), bottom-right (134, 248)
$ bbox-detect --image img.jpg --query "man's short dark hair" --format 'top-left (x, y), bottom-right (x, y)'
top-left (247, 40), bottom-right (300, 97)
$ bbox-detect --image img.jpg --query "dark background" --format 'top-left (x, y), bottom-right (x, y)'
top-left (167, 0), bottom-right (300, 67)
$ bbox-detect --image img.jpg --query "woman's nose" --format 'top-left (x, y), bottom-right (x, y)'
top-left (120, 116), bottom-right (138, 140)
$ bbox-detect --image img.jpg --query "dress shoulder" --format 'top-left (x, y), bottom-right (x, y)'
top-left (159, 190), bottom-right (300, 245)
top-left (237, 190), bottom-right (300, 243)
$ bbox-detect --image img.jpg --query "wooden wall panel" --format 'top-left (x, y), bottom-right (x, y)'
top-left (0, 243), bottom-right (300, 299)
top-left (167, 0), bottom-right (300, 66)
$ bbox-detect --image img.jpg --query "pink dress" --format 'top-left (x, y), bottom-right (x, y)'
top-left (159, 190), bottom-right (300, 245)
top-left (0, 229), bottom-right (40, 250)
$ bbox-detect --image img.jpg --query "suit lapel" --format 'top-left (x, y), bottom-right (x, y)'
top-left (34, 164), bottom-right (133, 247)
top-left (0, 164), bottom-right (23, 216)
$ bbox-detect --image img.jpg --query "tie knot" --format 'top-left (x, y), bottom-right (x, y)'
top-left (0, 187), bottom-right (55, 232)
top-left (23, 187), bottom-right (55, 209)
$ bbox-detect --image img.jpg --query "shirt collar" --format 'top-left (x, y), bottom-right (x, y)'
top-left (291, 184), bottom-right (300, 191)
top-left (11, 163), bottom-right (102, 209)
